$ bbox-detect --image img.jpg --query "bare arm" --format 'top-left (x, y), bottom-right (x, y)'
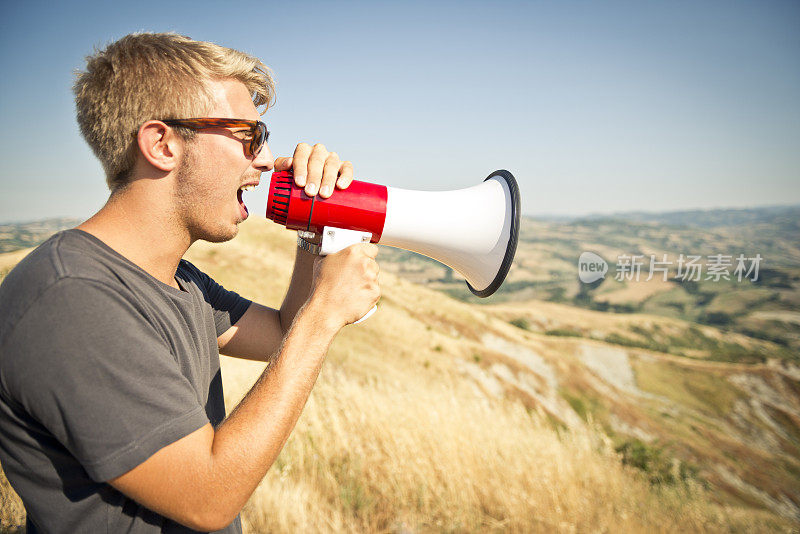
top-left (109, 244), bottom-right (380, 531)
top-left (216, 245), bottom-right (317, 362)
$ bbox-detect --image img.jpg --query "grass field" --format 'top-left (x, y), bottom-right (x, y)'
top-left (1, 212), bottom-right (799, 532)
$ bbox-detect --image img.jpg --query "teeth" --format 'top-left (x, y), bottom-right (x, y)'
top-left (240, 184), bottom-right (256, 191)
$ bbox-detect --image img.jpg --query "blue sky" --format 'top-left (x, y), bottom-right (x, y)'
top-left (1, 0), bottom-right (798, 222)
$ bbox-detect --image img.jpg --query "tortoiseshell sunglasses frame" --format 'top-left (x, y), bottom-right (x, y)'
top-left (160, 118), bottom-right (269, 157)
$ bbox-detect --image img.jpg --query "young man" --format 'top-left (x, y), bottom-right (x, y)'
top-left (0, 33), bottom-right (380, 532)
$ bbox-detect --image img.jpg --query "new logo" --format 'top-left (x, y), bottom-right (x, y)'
top-left (578, 252), bottom-right (608, 283)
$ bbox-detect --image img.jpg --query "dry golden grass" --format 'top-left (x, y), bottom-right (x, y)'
top-left (0, 467), bottom-right (25, 531)
top-left (1, 219), bottom-right (796, 532)
top-left (1, 360), bottom-right (793, 533)
top-left (595, 278), bottom-right (678, 305)
top-left (0, 247), bottom-right (33, 279)
top-left (222, 361), bottom-right (791, 533)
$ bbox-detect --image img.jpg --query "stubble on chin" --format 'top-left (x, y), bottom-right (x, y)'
top-left (174, 145), bottom-right (239, 244)
top-left (201, 224), bottom-right (239, 243)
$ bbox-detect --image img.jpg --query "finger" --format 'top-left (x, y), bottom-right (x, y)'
top-left (336, 161), bottom-right (354, 190)
top-left (305, 143), bottom-right (328, 196)
top-left (365, 258), bottom-right (380, 280)
top-left (319, 152), bottom-right (341, 198)
top-left (274, 156), bottom-right (293, 171)
top-left (370, 280), bottom-right (381, 305)
top-left (292, 143), bottom-right (312, 187)
top-left (361, 243), bottom-right (379, 259)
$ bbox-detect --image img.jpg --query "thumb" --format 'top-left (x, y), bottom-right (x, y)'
top-left (275, 156), bottom-right (293, 171)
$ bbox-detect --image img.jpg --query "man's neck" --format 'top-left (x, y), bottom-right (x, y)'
top-left (78, 182), bottom-right (191, 289)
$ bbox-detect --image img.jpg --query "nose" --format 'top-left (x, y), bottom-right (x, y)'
top-left (253, 141), bottom-right (274, 172)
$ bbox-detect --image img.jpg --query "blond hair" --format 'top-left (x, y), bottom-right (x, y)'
top-left (73, 32), bottom-right (275, 190)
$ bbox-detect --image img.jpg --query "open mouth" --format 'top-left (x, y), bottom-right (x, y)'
top-left (237, 184), bottom-right (257, 218)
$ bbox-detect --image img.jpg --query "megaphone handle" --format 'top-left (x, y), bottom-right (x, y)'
top-left (319, 226), bottom-right (377, 324)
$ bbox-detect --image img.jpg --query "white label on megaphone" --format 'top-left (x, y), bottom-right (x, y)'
top-left (320, 226), bottom-right (372, 256)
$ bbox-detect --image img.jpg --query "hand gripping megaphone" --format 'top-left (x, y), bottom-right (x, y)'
top-left (266, 169), bottom-right (520, 320)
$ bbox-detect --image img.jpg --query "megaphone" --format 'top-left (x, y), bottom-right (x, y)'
top-left (266, 169), bottom-right (520, 300)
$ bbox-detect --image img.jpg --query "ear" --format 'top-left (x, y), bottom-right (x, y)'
top-left (136, 120), bottom-right (183, 172)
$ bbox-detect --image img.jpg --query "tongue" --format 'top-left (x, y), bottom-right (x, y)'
top-left (237, 189), bottom-right (249, 217)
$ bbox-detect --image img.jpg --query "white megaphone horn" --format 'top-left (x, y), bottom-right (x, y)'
top-left (266, 169), bottom-right (521, 317)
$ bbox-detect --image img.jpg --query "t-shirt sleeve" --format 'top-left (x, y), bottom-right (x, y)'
top-left (1, 277), bottom-right (211, 482)
top-left (179, 260), bottom-right (252, 336)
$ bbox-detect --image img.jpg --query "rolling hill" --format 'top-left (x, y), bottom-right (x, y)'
top-left (1, 213), bottom-right (799, 532)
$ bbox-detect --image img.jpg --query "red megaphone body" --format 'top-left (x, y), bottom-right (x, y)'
top-left (266, 171), bottom-right (388, 242)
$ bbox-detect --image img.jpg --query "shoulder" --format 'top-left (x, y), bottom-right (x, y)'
top-left (0, 268), bottom-right (183, 402)
top-left (0, 230), bottom-right (153, 349)
top-left (1, 275), bottom-right (150, 353)
top-left (0, 231), bottom-right (82, 344)
top-left (0, 231), bottom-right (70, 301)
top-left (1, 229), bottom-right (136, 293)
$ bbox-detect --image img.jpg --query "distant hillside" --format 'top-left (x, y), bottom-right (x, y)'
top-left (575, 204), bottom-right (800, 231)
top-left (0, 217), bottom-right (82, 253)
top-left (380, 205), bottom-right (800, 359)
top-left (1, 219), bottom-right (798, 531)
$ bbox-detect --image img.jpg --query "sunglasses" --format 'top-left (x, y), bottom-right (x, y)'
top-left (160, 118), bottom-right (269, 157)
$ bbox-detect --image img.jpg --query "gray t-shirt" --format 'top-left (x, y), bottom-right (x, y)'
top-left (0, 229), bottom-right (252, 533)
